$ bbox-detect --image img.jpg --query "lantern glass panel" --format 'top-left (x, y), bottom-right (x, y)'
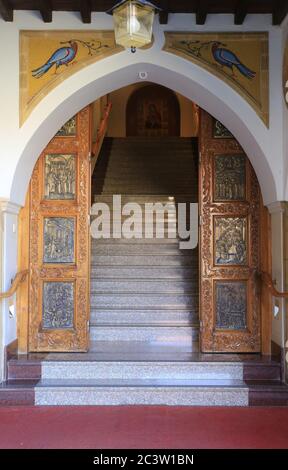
top-left (113, 1), bottom-right (155, 49)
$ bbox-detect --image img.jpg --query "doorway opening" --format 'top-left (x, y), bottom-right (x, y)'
top-left (91, 83), bottom-right (200, 354)
top-left (17, 82), bottom-right (269, 357)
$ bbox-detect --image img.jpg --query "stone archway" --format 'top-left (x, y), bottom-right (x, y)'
top-left (8, 54), bottom-right (277, 207)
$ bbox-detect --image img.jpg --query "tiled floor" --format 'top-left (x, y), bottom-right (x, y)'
top-left (0, 406), bottom-right (287, 449)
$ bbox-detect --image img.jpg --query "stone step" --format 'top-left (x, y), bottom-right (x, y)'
top-left (90, 293), bottom-right (198, 309)
top-left (34, 379), bottom-right (248, 406)
top-left (90, 266), bottom-right (198, 279)
top-left (90, 308), bottom-right (198, 325)
top-left (100, 184), bottom-right (195, 190)
top-left (94, 195), bottom-right (196, 203)
top-left (6, 348), bottom-right (282, 383)
top-left (95, 170), bottom-right (197, 179)
top-left (97, 190), bottom-right (195, 197)
top-left (91, 255), bottom-right (197, 266)
top-left (41, 360), bottom-right (245, 381)
top-left (91, 244), bottom-right (197, 256)
top-left (90, 237), bottom-right (183, 245)
top-left (89, 325), bottom-right (199, 345)
top-left (95, 159), bottom-right (197, 168)
top-left (90, 279), bottom-right (197, 294)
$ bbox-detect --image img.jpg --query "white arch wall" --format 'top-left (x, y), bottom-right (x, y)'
top-left (0, 11), bottom-right (287, 372)
top-left (0, 11), bottom-right (286, 207)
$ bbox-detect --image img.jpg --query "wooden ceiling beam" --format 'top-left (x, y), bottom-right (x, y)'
top-left (234, 1), bottom-right (248, 25)
top-left (0, 0), bottom-right (13, 21)
top-left (80, 0), bottom-right (92, 24)
top-left (39, 0), bottom-right (52, 23)
top-left (196, 5), bottom-right (207, 25)
top-left (159, 11), bottom-right (169, 25)
top-left (273, 0), bottom-right (288, 25)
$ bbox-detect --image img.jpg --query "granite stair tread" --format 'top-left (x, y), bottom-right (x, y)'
top-left (35, 378), bottom-right (248, 388)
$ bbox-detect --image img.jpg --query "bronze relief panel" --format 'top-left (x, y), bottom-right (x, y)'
top-left (56, 116), bottom-right (77, 137)
top-left (44, 154), bottom-right (76, 200)
top-left (214, 217), bottom-right (247, 266)
top-left (42, 281), bottom-right (74, 329)
top-left (215, 281), bottom-right (247, 330)
top-left (43, 218), bottom-right (75, 264)
top-left (213, 120), bottom-right (233, 139)
top-left (214, 154), bottom-right (246, 201)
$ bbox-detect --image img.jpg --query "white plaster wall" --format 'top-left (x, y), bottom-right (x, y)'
top-left (269, 204), bottom-right (286, 347)
top-left (0, 11), bottom-right (285, 208)
top-left (0, 203), bottom-right (19, 379)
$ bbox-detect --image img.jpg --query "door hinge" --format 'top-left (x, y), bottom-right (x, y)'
top-left (87, 320), bottom-right (90, 331)
top-left (199, 215), bottom-right (202, 226)
top-left (198, 151), bottom-right (202, 165)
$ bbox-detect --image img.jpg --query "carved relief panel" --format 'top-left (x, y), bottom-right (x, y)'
top-left (43, 218), bottom-right (75, 264)
top-left (44, 154), bottom-right (76, 200)
top-left (214, 154), bottom-right (246, 201)
top-left (28, 107), bottom-right (92, 352)
top-left (56, 116), bottom-right (77, 137)
top-left (215, 281), bottom-right (247, 330)
top-left (213, 120), bottom-right (234, 139)
top-left (214, 217), bottom-right (247, 266)
top-left (199, 110), bottom-right (261, 352)
top-left (42, 282), bottom-right (74, 329)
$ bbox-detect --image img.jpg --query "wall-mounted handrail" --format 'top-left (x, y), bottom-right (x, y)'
top-left (91, 102), bottom-right (112, 174)
top-left (0, 270), bottom-right (28, 300)
top-left (251, 268), bottom-right (288, 299)
top-left (260, 271), bottom-right (288, 299)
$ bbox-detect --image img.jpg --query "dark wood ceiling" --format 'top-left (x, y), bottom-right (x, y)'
top-left (0, 0), bottom-right (287, 25)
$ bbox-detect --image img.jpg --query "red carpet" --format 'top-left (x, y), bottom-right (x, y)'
top-left (0, 406), bottom-right (287, 449)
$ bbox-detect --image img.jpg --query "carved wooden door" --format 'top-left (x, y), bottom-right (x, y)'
top-left (28, 107), bottom-right (92, 352)
top-left (199, 111), bottom-right (261, 352)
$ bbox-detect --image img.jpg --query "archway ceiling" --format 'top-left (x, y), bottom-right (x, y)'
top-left (0, 0), bottom-right (287, 26)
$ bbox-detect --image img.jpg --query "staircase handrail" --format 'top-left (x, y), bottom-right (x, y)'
top-left (251, 268), bottom-right (288, 298)
top-left (91, 102), bottom-right (112, 174)
top-left (0, 270), bottom-right (28, 300)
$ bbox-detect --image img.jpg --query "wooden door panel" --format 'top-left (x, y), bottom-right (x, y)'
top-left (28, 107), bottom-right (91, 352)
top-left (199, 112), bottom-right (261, 352)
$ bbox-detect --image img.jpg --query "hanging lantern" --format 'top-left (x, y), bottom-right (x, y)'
top-left (108, 0), bottom-right (159, 53)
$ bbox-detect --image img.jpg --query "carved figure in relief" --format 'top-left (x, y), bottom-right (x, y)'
top-left (214, 154), bottom-right (246, 201)
top-left (216, 282), bottom-right (247, 330)
top-left (44, 218), bottom-right (74, 264)
top-left (215, 218), bottom-right (247, 265)
top-left (45, 154), bottom-right (75, 200)
top-left (56, 116), bottom-right (77, 136)
top-left (43, 282), bottom-right (74, 329)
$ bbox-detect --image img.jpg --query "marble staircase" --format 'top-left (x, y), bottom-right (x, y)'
top-left (90, 136), bottom-right (199, 352)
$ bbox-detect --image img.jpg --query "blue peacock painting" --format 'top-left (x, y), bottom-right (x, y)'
top-left (179, 39), bottom-right (256, 80)
top-left (31, 38), bottom-right (110, 79)
top-left (211, 41), bottom-right (256, 79)
top-left (32, 41), bottom-right (78, 78)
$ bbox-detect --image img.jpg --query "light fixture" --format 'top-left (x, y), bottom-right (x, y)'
top-left (108, 0), bottom-right (160, 53)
